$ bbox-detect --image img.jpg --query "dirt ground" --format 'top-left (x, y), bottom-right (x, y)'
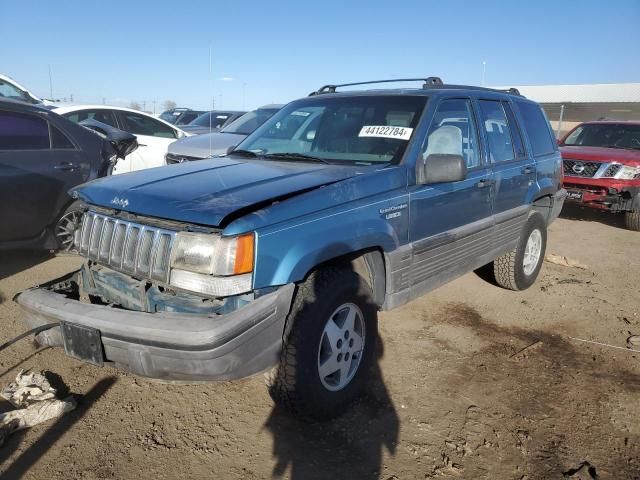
top-left (1, 205), bottom-right (639, 480)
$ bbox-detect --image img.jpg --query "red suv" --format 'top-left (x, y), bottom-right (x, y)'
top-left (560, 121), bottom-right (640, 231)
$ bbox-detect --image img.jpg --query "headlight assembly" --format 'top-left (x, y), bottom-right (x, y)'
top-left (170, 232), bottom-right (255, 297)
top-left (614, 165), bottom-right (640, 180)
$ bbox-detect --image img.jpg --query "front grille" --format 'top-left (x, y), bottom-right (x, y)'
top-left (165, 153), bottom-right (202, 164)
top-left (602, 163), bottom-right (622, 178)
top-left (77, 212), bottom-right (176, 283)
top-left (563, 159), bottom-right (602, 178)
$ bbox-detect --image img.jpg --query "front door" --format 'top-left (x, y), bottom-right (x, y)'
top-left (408, 97), bottom-right (493, 292)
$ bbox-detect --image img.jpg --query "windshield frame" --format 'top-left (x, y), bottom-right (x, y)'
top-left (233, 94), bottom-right (429, 166)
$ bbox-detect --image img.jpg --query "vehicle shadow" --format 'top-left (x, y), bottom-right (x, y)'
top-left (0, 250), bottom-right (53, 282)
top-left (264, 339), bottom-right (398, 480)
top-left (559, 203), bottom-right (626, 229)
top-left (0, 376), bottom-right (117, 478)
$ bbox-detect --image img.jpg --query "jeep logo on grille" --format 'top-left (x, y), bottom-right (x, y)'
top-left (110, 197), bottom-right (129, 209)
top-left (572, 162), bottom-right (586, 174)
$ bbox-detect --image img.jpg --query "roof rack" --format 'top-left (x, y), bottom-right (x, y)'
top-left (309, 77), bottom-right (522, 97)
top-left (310, 77), bottom-right (444, 96)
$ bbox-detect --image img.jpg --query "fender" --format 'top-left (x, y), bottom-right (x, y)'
top-left (253, 209), bottom-right (403, 288)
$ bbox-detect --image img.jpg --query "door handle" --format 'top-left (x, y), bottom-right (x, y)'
top-left (54, 162), bottom-right (76, 171)
top-left (476, 179), bottom-right (494, 188)
top-left (521, 166), bottom-right (536, 175)
top-left (137, 143), bottom-right (148, 147)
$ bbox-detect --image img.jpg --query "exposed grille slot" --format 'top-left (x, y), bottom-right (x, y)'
top-left (602, 163), bottom-right (622, 178)
top-left (77, 212), bottom-right (177, 283)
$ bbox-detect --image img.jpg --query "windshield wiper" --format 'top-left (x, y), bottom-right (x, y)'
top-left (262, 152), bottom-right (332, 164)
top-left (228, 149), bottom-right (258, 157)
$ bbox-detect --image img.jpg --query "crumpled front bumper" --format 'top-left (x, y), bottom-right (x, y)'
top-left (15, 276), bottom-right (295, 381)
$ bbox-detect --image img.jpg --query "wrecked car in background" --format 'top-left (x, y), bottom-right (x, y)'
top-left (0, 99), bottom-right (137, 251)
top-left (16, 78), bottom-right (565, 419)
top-left (560, 120), bottom-right (640, 231)
top-left (55, 105), bottom-right (189, 174)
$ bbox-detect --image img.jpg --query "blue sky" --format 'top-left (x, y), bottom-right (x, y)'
top-left (1, 0), bottom-right (638, 112)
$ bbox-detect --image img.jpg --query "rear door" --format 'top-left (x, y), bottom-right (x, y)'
top-left (408, 97), bottom-right (493, 291)
top-left (116, 110), bottom-right (179, 173)
top-left (0, 109), bottom-right (89, 241)
top-left (476, 98), bottom-right (534, 246)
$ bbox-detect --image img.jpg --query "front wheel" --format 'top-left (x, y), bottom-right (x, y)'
top-left (267, 267), bottom-right (378, 420)
top-left (55, 201), bottom-right (84, 252)
top-left (493, 213), bottom-right (547, 291)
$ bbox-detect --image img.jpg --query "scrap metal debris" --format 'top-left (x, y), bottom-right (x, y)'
top-left (0, 370), bottom-right (76, 447)
top-left (544, 254), bottom-right (589, 270)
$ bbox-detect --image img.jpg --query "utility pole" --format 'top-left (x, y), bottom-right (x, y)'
top-left (48, 65), bottom-right (53, 99)
top-left (243, 82), bottom-right (247, 110)
top-left (152, 100), bottom-right (156, 114)
top-left (142, 101), bottom-right (146, 112)
top-left (481, 61), bottom-right (487, 87)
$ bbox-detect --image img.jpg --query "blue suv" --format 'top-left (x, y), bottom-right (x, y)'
top-left (17, 78), bottom-right (566, 419)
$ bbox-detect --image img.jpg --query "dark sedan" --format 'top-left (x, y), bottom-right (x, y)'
top-left (0, 100), bottom-right (133, 251)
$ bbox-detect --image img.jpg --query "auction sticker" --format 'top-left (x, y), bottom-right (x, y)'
top-left (359, 125), bottom-right (413, 140)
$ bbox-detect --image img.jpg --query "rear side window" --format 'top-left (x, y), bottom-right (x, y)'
top-left (0, 111), bottom-right (50, 150)
top-left (478, 100), bottom-right (515, 163)
top-left (515, 101), bottom-right (556, 157)
top-left (51, 125), bottom-right (75, 149)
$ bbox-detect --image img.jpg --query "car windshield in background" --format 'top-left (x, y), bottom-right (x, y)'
top-left (237, 95), bottom-right (427, 165)
top-left (222, 108), bottom-right (280, 135)
top-left (562, 123), bottom-right (640, 150)
top-left (0, 80), bottom-right (32, 103)
top-left (191, 112), bottom-right (231, 128)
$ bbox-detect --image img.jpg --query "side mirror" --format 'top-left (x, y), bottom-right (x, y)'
top-left (226, 145), bottom-right (238, 155)
top-left (419, 154), bottom-right (467, 184)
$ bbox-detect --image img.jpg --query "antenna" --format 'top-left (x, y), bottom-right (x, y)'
top-left (48, 65), bottom-right (53, 99)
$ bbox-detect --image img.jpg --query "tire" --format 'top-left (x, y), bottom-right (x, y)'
top-left (55, 201), bottom-right (85, 252)
top-left (625, 210), bottom-right (640, 232)
top-left (267, 267), bottom-right (378, 420)
top-left (493, 213), bottom-right (547, 291)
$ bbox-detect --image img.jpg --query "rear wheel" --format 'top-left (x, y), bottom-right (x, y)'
top-left (267, 267), bottom-right (378, 420)
top-left (625, 209), bottom-right (640, 232)
top-left (493, 214), bottom-right (547, 291)
top-left (55, 201), bottom-right (84, 252)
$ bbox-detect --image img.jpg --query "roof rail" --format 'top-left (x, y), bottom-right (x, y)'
top-left (309, 77), bottom-right (444, 96)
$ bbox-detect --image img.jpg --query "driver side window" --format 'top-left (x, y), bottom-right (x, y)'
top-left (422, 99), bottom-right (480, 169)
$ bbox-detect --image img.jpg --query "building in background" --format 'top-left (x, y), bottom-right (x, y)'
top-left (503, 83), bottom-right (640, 138)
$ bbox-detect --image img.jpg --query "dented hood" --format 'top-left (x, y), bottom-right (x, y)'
top-left (73, 156), bottom-right (359, 227)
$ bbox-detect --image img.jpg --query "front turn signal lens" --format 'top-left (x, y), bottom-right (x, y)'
top-left (234, 233), bottom-right (254, 275)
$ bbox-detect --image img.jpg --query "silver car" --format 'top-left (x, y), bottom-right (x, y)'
top-left (165, 104), bottom-right (282, 163)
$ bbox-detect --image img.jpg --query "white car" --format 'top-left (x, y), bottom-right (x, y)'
top-left (53, 105), bottom-right (190, 174)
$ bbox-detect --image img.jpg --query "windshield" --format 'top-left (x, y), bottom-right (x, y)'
top-left (221, 108), bottom-right (280, 135)
top-left (191, 112), bottom-right (232, 128)
top-left (0, 79), bottom-right (34, 103)
top-left (236, 95), bottom-right (427, 165)
top-left (562, 123), bottom-right (640, 150)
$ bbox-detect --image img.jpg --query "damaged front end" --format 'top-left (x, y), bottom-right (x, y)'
top-left (15, 207), bottom-right (295, 381)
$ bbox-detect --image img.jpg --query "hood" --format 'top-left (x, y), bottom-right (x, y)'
top-left (167, 132), bottom-right (247, 159)
top-left (73, 156), bottom-right (361, 227)
top-left (560, 145), bottom-right (640, 166)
